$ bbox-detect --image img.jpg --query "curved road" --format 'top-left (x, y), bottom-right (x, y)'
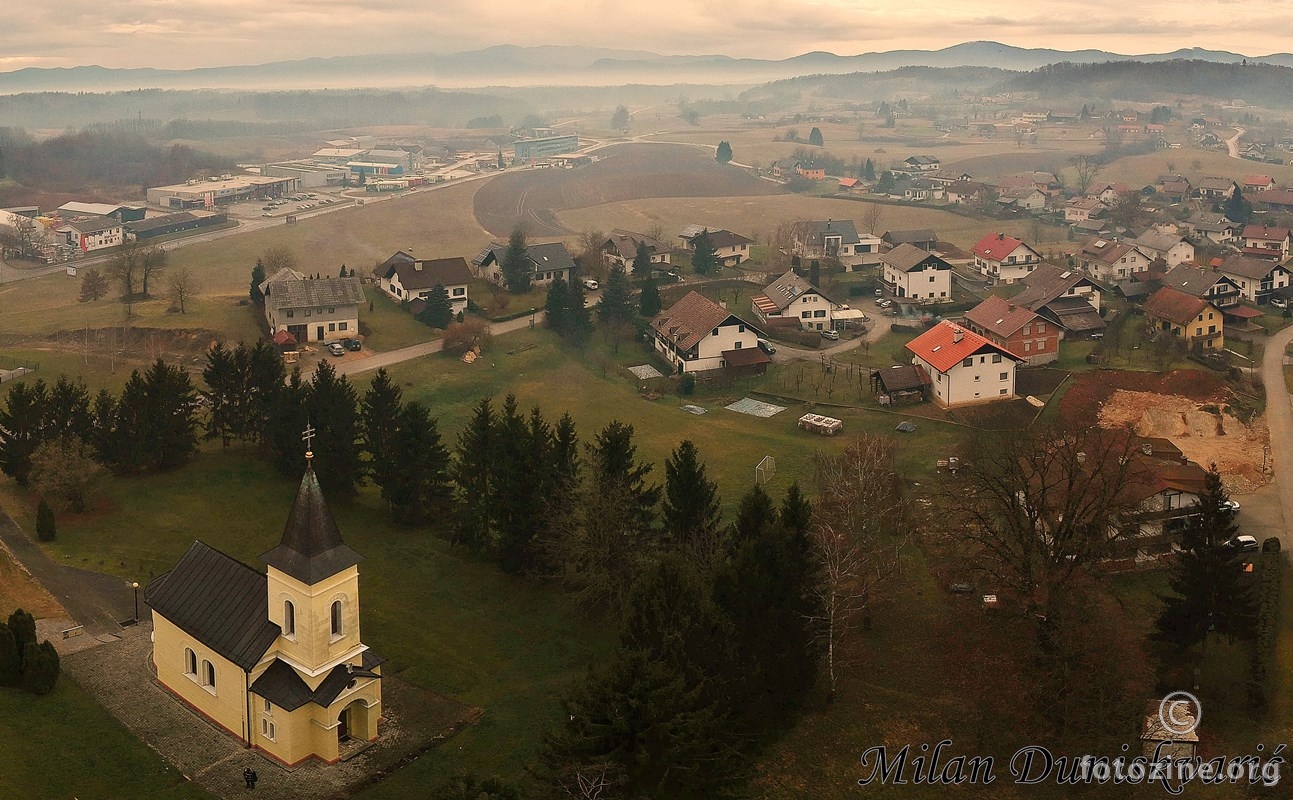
top-left (1247, 326), bottom-right (1293, 551)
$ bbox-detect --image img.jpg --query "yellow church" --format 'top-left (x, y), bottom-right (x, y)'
top-left (144, 457), bottom-right (383, 767)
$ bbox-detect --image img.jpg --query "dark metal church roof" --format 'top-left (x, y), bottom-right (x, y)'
top-left (261, 463), bottom-right (362, 584)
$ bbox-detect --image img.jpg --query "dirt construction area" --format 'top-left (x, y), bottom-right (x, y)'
top-left (1097, 390), bottom-right (1270, 494)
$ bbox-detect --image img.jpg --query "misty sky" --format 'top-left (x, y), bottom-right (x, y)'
top-left (2, 0), bottom-right (1285, 71)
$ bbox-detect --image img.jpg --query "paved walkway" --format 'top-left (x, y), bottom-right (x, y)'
top-left (0, 507), bottom-right (130, 640)
top-left (1252, 324), bottom-right (1293, 552)
top-left (63, 620), bottom-right (478, 800)
top-left (335, 311), bottom-right (544, 377)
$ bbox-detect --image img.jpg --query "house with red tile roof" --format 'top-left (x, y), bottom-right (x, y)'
top-left (1075, 236), bottom-right (1154, 283)
top-left (1240, 225), bottom-right (1291, 260)
top-left (1064, 196), bottom-right (1105, 224)
top-left (963, 295), bottom-right (1058, 366)
top-left (971, 232), bottom-right (1043, 284)
top-left (1244, 175), bottom-right (1276, 192)
top-left (1142, 287), bottom-right (1223, 350)
top-left (651, 290), bottom-right (767, 374)
top-left (904, 320), bottom-right (1024, 407)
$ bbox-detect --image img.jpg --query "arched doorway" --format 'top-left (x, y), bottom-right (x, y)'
top-left (338, 700), bottom-right (370, 744)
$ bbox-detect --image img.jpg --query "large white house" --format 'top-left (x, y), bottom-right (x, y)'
top-left (905, 320), bottom-right (1023, 408)
top-left (260, 268), bottom-right (364, 344)
top-left (373, 252), bottom-right (472, 313)
top-left (1075, 237), bottom-right (1154, 283)
top-left (971, 232), bottom-right (1043, 284)
top-left (789, 219), bottom-right (881, 269)
top-left (879, 244), bottom-right (953, 303)
top-left (651, 291), bottom-right (768, 374)
top-left (1129, 231), bottom-right (1195, 267)
top-left (473, 241), bottom-right (575, 286)
top-left (1216, 255), bottom-right (1291, 304)
top-left (750, 270), bottom-right (841, 331)
top-left (57, 215), bottom-right (124, 252)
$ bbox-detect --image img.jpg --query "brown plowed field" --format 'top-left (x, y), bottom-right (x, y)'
top-left (473, 143), bottom-right (784, 237)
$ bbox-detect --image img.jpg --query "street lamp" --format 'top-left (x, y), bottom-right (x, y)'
top-left (530, 307), bottom-right (536, 328)
top-left (131, 581), bottom-right (140, 625)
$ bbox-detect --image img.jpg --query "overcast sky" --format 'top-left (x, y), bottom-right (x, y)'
top-left (2, 0), bottom-right (1286, 71)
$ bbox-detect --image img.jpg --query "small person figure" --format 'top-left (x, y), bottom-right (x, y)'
top-left (243, 767), bottom-right (258, 789)
top-left (249, 769), bottom-right (258, 790)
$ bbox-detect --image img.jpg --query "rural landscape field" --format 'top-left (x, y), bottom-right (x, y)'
top-left (4, 26), bottom-right (1293, 800)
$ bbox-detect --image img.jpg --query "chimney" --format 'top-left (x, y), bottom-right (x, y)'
top-left (1141, 443), bottom-right (1153, 456)
top-left (998, 232), bottom-right (1005, 240)
top-left (719, 300), bottom-right (727, 308)
top-left (1007, 303), bottom-right (1016, 312)
top-left (952, 326), bottom-right (964, 343)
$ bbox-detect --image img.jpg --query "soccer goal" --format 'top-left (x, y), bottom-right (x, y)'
top-left (755, 455), bottom-right (776, 485)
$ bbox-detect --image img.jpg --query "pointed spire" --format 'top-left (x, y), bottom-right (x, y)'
top-left (262, 463), bottom-right (362, 584)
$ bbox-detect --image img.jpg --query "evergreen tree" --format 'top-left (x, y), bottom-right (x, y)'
top-left (631, 241), bottom-right (653, 276)
top-left (715, 140), bottom-right (733, 163)
top-left (78, 268), bottom-right (108, 302)
top-left (307, 360), bottom-right (362, 496)
top-left (810, 259), bottom-right (821, 287)
top-left (202, 343), bottom-right (241, 446)
top-left (20, 640), bottom-right (59, 695)
top-left (590, 421), bottom-right (660, 530)
top-left (386, 401), bottom-right (452, 525)
top-left (140, 359), bottom-right (199, 472)
top-left (0, 626), bottom-right (18, 686)
top-left (715, 484), bottom-right (822, 722)
top-left (493, 395), bottom-right (545, 573)
top-left (89, 388), bottom-right (118, 467)
top-left (250, 259), bottom-right (266, 305)
top-left (542, 556), bottom-right (744, 799)
top-left (7, 609), bottom-right (35, 668)
top-left (597, 265), bottom-right (635, 328)
top-left (500, 227), bottom-right (532, 293)
top-left (808, 127), bottom-right (824, 147)
top-left (690, 230), bottom-right (718, 276)
top-left (863, 158), bottom-right (876, 180)
top-left (417, 284), bottom-right (454, 329)
top-left (661, 440), bottom-right (722, 558)
top-left (565, 277), bottom-right (591, 339)
top-left (0, 379), bottom-right (49, 485)
top-left (876, 171), bottom-right (896, 193)
top-left (536, 412), bottom-right (581, 572)
top-left (1224, 186), bottom-right (1252, 224)
top-left (639, 275), bottom-right (661, 317)
top-left (35, 499), bottom-right (55, 542)
top-left (1156, 465), bottom-right (1256, 649)
top-left (268, 368), bottom-right (310, 476)
top-left (779, 481), bottom-right (812, 536)
top-left (246, 340), bottom-right (286, 444)
top-left (44, 377), bottom-right (92, 442)
top-left (544, 275), bottom-right (571, 335)
top-left (452, 397), bottom-right (496, 551)
top-left (99, 370), bottom-right (148, 475)
top-left (360, 368), bottom-right (403, 494)
top-left (610, 105), bottom-right (631, 130)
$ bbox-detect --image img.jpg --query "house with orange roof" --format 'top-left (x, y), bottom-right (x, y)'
top-left (1244, 175), bottom-right (1276, 193)
top-left (1240, 225), bottom-right (1291, 260)
top-left (963, 295), bottom-right (1058, 366)
top-left (651, 290), bottom-right (767, 374)
top-left (971, 232), bottom-right (1043, 284)
top-left (904, 320), bottom-right (1024, 407)
top-left (1142, 287), bottom-right (1223, 350)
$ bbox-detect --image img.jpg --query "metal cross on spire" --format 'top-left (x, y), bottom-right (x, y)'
top-left (302, 423), bottom-right (316, 460)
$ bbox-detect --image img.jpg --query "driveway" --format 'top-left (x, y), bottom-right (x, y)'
top-left (1245, 325), bottom-right (1293, 551)
top-left (334, 311), bottom-right (544, 377)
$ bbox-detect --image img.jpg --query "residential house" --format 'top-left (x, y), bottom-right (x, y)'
top-left (926, 169), bottom-right (974, 187)
top-left (1065, 197), bottom-right (1106, 224)
top-left (1121, 447), bottom-right (1212, 556)
top-left (145, 461), bottom-right (383, 768)
top-left (1244, 175), bottom-right (1277, 193)
top-left (1240, 225), bottom-right (1291, 260)
top-left (1216, 254), bottom-right (1291, 303)
top-left (790, 219), bottom-right (880, 269)
top-left (650, 291), bottom-right (768, 374)
top-left (945, 180), bottom-right (988, 206)
top-left (902, 178), bottom-right (938, 202)
top-left (1088, 182), bottom-right (1134, 203)
top-left (1186, 212), bottom-right (1238, 246)
top-left (1129, 230), bottom-right (1195, 267)
top-left (1000, 172), bottom-right (1062, 197)
top-left (971, 232), bottom-right (1043, 284)
top-left (600, 229), bottom-right (671, 271)
top-left (1193, 177), bottom-right (1237, 200)
top-left (795, 162), bottom-right (826, 181)
top-left (879, 244), bottom-right (953, 303)
top-left (56, 215), bottom-right (123, 252)
top-left (1160, 264), bottom-right (1242, 308)
top-left (1154, 174), bottom-right (1191, 201)
top-left (473, 241), bottom-right (575, 286)
top-left (373, 252), bottom-right (471, 312)
top-left (1075, 237), bottom-right (1153, 283)
top-left (1013, 262), bottom-right (1105, 338)
top-left (837, 177), bottom-right (861, 192)
top-left (677, 227), bottom-right (753, 267)
top-left (895, 155), bottom-right (940, 175)
top-left (996, 186), bottom-right (1048, 211)
top-left (259, 269), bottom-right (364, 344)
top-left (963, 295), bottom-right (1058, 365)
top-left (904, 321), bottom-right (1024, 408)
top-left (881, 229), bottom-right (938, 252)
top-left (1142, 286), bottom-right (1223, 349)
top-left (750, 270), bottom-right (842, 331)
top-left (1256, 189), bottom-right (1293, 213)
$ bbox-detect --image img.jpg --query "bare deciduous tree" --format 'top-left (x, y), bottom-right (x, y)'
top-left (167, 267), bottom-right (199, 313)
top-left (139, 244), bottom-right (167, 297)
top-left (860, 202), bottom-right (884, 236)
top-left (262, 245), bottom-right (298, 273)
top-left (810, 435), bottom-right (911, 695)
top-left (1068, 155), bottom-right (1100, 196)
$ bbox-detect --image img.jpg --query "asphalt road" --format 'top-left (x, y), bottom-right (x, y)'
top-left (1243, 326), bottom-right (1293, 551)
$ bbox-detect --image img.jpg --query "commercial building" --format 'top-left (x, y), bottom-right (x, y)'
top-left (513, 135), bottom-right (579, 161)
top-left (147, 176), bottom-right (298, 209)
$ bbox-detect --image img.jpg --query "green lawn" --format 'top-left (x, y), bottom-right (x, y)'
top-left (359, 286), bottom-right (439, 351)
top-left (0, 680), bottom-right (210, 800)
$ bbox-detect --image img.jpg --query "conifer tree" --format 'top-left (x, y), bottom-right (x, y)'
top-left (246, 340), bottom-right (286, 444)
top-left (35, 499), bottom-right (55, 542)
top-left (0, 379), bottom-right (49, 485)
top-left (501, 227), bottom-right (532, 293)
top-left (44, 377), bottom-right (91, 444)
top-left (20, 640), bottom-right (59, 695)
top-left (690, 230), bottom-right (718, 275)
top-left (268, 368), bottom-right (309, 477)
top-left (202, 343), bottom-right (241, 446)
top-left (631, 241), bottom-right (653, 276)
top-left (589, 421), bottom-right (659, 530)
top-left (360, 368), bottom-right (403, 494)
top-left (78, 268), bottom-right (108, 302)
top-left (661, 440), bottom-right (722, 559)
top-left (386, 401), bottom-right (452, 525)
top-left (453, 397), bottom-right (496, 551)
top-left (863, 158), bottom-right (876, 180)
top-left (808, 127), bottom-right (824, 147)
top-left (307, 360), bottom-right (362, 496)
top-left (250, 259), bottom-right (266, 305)
top-left (565, 277), bottom-right (591, 339)
top-left (544, 275), bottom-right (571, 335)
top-left (493, 395), bottom-right (543, 573)
top-left (597, 265), bottom-right (635, 328)
top-left (7, 609), bottom-right (35, 668)
top-left (639, 275), bottom-right (661, 317)
top-left (417, 284), bottom-right (454, 329)
top-left (140, 359), bottom-right (199, 472)
top-left (715, 140), bottom-right (733, 163)
top-left (0, 626), bottom-right (18, 687)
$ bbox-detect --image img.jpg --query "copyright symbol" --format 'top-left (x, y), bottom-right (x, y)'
top-left (1159, 691), bottom-right (1201, 736)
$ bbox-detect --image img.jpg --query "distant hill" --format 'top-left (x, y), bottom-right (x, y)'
top-left (1000, 60), bottom-right (1293, 107)
top-left (2, 41), bottom-right (1292, 94)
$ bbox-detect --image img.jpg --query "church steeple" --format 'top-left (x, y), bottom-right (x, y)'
top-left (261, 448), bottom-right (362, 585)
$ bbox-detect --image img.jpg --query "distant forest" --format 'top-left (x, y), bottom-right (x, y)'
top-left (744, 66), bottom-right (1011, 102)
top-left (1003, 60), bottom-right (1293, 107)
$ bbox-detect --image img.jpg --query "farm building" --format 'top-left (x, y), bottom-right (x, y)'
top-left (513, 135), bottom-right (580, 161)
top-left (872, 364), bottom-right (930, 405)
top-left (126, 210), bottom-right (226, 240)
top-left (905, 321), bottom-right (1023, 408)
top-left (651, 291), bottom-right (767, 375)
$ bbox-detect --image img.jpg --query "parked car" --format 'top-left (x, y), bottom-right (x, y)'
top-left (583, 279), bottom-right (599, 291)
top-left (879, 300), bottom-right (893, 309)
top-left (757, 338), bottom-right (776, 354)
top-left (1228, 534), bottom-right (1259, 552)
top-left (326, 342), bottom-right (346, 356)
top-left (1221, 499), bottom-right (1241, 513)
top-left (820, 329), bottom-right (840, 341)
top-left (874, 288), bottom-right (883, 296)
top-left (1271, 296), bottom-right (1288, 309)
top-left (343, 338), bottom-right (362, 352)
